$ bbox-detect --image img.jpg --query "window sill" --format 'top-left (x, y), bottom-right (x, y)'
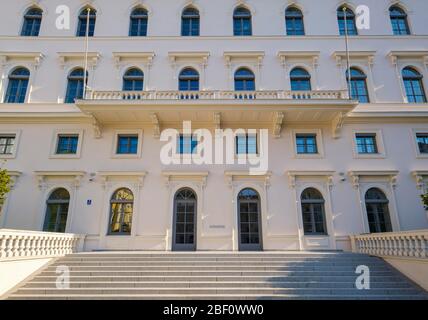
top-left (353, 154), bottom-right (386, 159)
top-left (49, 154), bottom-right (81, 159)
top-left (111, 154), bottom-right (140, 159)
top-left (0, 154), bottom-right (16, 159)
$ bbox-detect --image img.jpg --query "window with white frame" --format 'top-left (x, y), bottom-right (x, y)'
top-left (355, 133), bottom-right (378, 154)
top-left (177, 135), bottom-right (198, 154)
top-left (236, 134), bottom-right (257, 155)
top-left (296, 134), bottom-right (318, 154)
top-left (55, 134), bottom-right (79, 155)
top-left (116, 134), bottom-right (139, 154)
top-left (0, 135), bottom-right (16, 156)
top-left (416, 133), bottom-right (428, 154)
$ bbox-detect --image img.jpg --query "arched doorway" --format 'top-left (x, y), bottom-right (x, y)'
top-left (365, 188), bottom-right (392, 233)
top-left (43, 188), bottom-right (70, 233)
top-left (300, 188), bottom-right (327, 235)
top-left (173, 188), bottom-right (197, 251)
top-left (237, 188), bottom-right (262, 251)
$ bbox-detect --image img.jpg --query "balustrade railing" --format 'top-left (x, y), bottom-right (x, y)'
top-left (85, 89), bottom-right (349, 101)
top-left (350, 230), bottom-right (428, 259)
top-left (0, 229), bottom-right (85, 261)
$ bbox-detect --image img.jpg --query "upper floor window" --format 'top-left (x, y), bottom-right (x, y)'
top-left (285, 7), bottom-right (304, 35)
top-left (234, 68), bottom-right (255, 91)
top-left (178, 135), bottom-right (198, 154)
top-left (117, 134), bottom-right (139, 154)
top-left (5, 67), bottom-right (30, 103)
top-left (347, 68), bottom-right (369, 103)
top-left (402, 67), bottom-right (427, 103)
top-left (129, 7), bottom-right (148, 36)
top-left (179, 68), bottom-right (199, 91)
top-left (233, 7), bottom-right (252, 36)
top-left (290, 67), bottom-right (311, 91)
top-left (416, 133), bottom-right (428, 154)
top-left (123, 68), bottom-right (144, 91)
top-left (296, 134), bottom-right (318, 154)
top-left (355, 133), bottom-right (378, 154)
top-left (77, 7), bottom-right (96, 37)
top-left (337, 6), bottom-right (357, 36)
top-left (65, 68), bottom-right (87, 103)
top-left (21, 7), bottom-right (42, 36)
top-left (0, 135), bottom-right (16, 155)
top-left (236, 134), bottom-right (258, 155)
top-left (181, 7), bottom-right (200, 36)
top-left (390, 6), bottom-right (410, 35)
top-left (56, 134), bottom-right (79, 155)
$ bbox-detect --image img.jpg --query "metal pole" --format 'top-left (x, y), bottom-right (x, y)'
top-left (343, 7), bottom-right (352, 100)
top-left (82, 8), bottom-right (90, 100)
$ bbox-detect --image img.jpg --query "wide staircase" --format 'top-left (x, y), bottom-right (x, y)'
top-left (6, 251), bottom-right (428, 300)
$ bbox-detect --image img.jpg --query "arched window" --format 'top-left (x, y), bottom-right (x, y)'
top-left (365, 188), bottom-right (392, 233)
top-left (337, 5), bottom-right (357, 36)
top-left (402, 67), bottom-right (427, 103)
top-left (233, 7), bottom-right (252, 36)
top-left (179, 68), bottom-right (199, 91)
top-left (123, 68), bottom-right (144, 91)
top-left (390, 6), bottom-right (410, 35)
top-left (65, 68), bottom-right (88, 103)
top-left (234, 68), bottom-right (255, 91)
top-left (301, 188), bottom-right (327, 235)
top-left (5, 68), bottom-right (30, 103)
top-left (77, 7), bottom-right (96, 37)
top-left (43, 188), bottom-right (70, 233)
top-left (290, 67), bottom-right (311, 91)
top-left (285, 7), bottom-right (304, 35)
top-left (173, 188), bottom-right (197, 251)
top-left (347, 68), bottom-right (369, 103)
top-left (238, 188), bottom-right (262, 251)
top-left (181, 7), bottom-right (200, 36)
top-left (129, 7), bottom-right (148, 36)
top-left (108, 188), bottom-right (134, 235)
top-left (21, 7), bottom-right (42, 36)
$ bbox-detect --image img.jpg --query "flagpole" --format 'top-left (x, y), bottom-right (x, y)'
top-left (343, 6), bottom-right (352, 100)
top-left (82, 7), bottom-right (90, 100)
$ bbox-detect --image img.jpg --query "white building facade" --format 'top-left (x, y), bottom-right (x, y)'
top-left (0, 0), bottom-right (428, 252)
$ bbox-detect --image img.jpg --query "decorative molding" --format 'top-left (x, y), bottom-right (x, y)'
top-left (149, 112), bottom-right (161, 138)
top-left (34, 171), bottom-right (86, 190)
top-left (86, 113), bottom-right (102, 138)
top-left (57, 52), bottom-right (101, 69)
top-left (168, 51), bottom-right (210, 68)
top-left (224, 171), bottom-right (272, 189)
top-left (286, 171), bottom-right (336, 189)
top-left (162, 171), bottom-right (209, 188)
top-left (272, 112), bottom-right (284, 139)
top-left (332, 51), bottom-right (377, 67)
top-left (331, 111), bottom-right (348, 139)
top-left (0, 52), bottom-right (44, 69)
top-left (412, 171), bottom-right (428, 190)
top-left (348, 170), bottom-right (399, 189)
top-left (277, 51), bottom-right (320, 69)
top-left (223, 51), bottom-right (265, 68)
top-left (112, 52), bottom-right (155, 69)
top-left (213, 112), bottom-right (221, 131)
top-left (7, 171), bottom-right (22, 190)
top-left (97, 171), bottom-right (147, 189)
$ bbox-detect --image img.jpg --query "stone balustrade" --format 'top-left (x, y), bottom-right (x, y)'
top-left (0, 229), bottom-right (85, 261)
top-left (350, 230), bottom-right (428, 258)
top-left (86, 89), bottom-right (349, 101)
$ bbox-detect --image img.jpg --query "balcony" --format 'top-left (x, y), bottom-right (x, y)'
top-left (76, 89), bottom-right (357, 139)
top-left (85, 89), bottom-right (349, 101)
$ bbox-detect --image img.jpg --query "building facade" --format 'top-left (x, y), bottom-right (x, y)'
top-left (0, 0), bottom-right (428, 252)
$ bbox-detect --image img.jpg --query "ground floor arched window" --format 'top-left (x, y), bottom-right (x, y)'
top-left (365, 188), bottom-right (392, 233)
top-left (43, 188), bottom-right (70, 233)
top-left (173, 188), bottom-right (197, 251)
top-left (108, 188), bottom-right (134, 235)
top-left (238, 188), bottom-right (262, 251)
top-left (301, 188), bottom-right (327, 235)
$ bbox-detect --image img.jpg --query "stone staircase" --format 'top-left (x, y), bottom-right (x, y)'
top-left (6, 252), bottom-right (428, 300)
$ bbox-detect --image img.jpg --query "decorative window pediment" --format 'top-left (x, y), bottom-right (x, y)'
top-left (34, 171), bottom-right (86, 190)
top-left (57, 52), bottom-right (101, 69)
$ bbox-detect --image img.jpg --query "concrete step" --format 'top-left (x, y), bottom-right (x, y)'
top-left (11, 287), bottom-right (425, 296)
top-left (36, 270), bottom-right (398, 277)
top-left (31, 275), bottom-right (407, 282)
top-left (43, 265), bottom-right (392, 272)
top-left (22, 281), bottom-right (415, 289)
top-left (8, 293), bottom-right (428, 300)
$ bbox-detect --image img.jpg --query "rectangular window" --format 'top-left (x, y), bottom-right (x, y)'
top-left (0, 135), bottom-right (15, 155)
top-left (296, 134), bottom-right (318, 154)
top-left (56, 135), bottom-right (79, 154)
top-left (356, 133), bottom-right (378, 154)
top-left (116, 135), bottom-right (138, 154)
top-left (236, 134), bottom-right (258, 155)
top-left (416, 133), bottom-right (428, 154)
top-left (178, 135), bottom-right (198, 154)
